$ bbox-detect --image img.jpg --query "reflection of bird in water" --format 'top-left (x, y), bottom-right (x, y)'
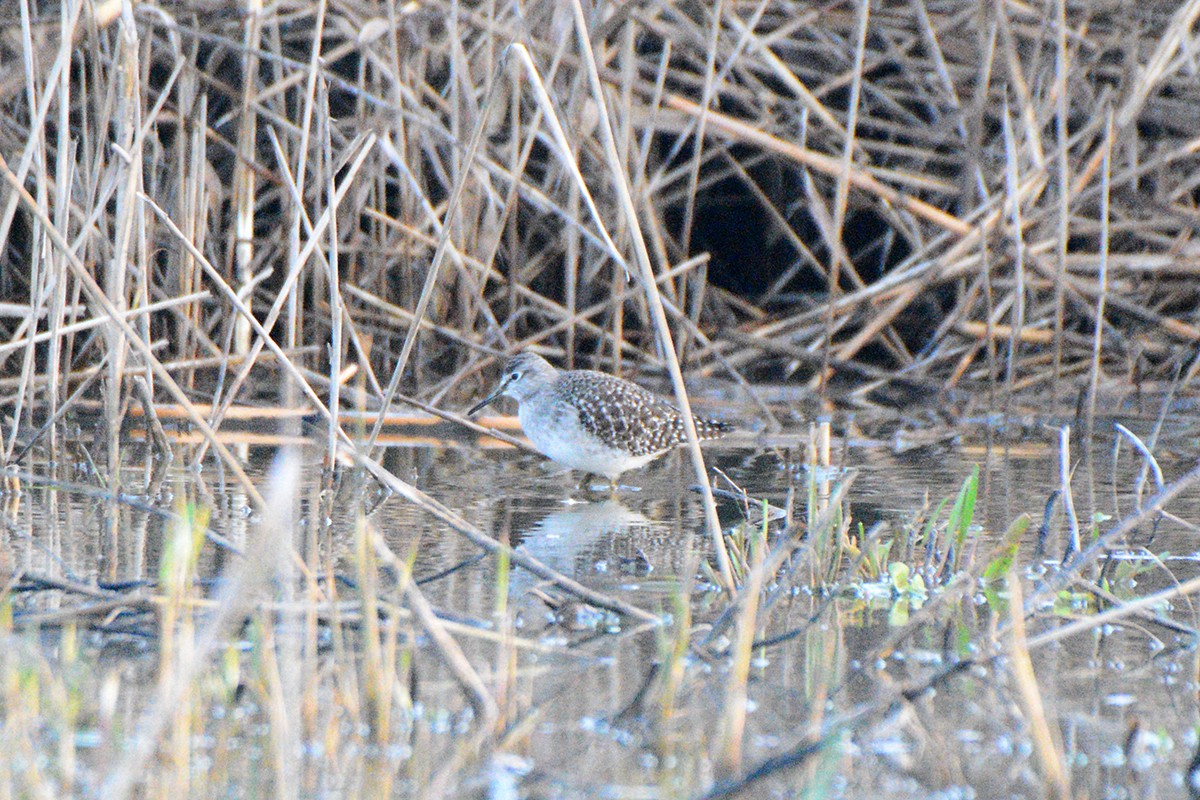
top-left (521, 499), bottom-right (658, 577)
top-left (508, 499), bottom-right (668, 628)
top-left (469, 351), bottom-right (732, 491)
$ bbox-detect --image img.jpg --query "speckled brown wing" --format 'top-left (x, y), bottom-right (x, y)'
top-left (556, 370), bottom-right (731, 457)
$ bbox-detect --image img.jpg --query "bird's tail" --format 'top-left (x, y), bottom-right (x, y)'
top-left (695, 417), bottom-right (734, 441)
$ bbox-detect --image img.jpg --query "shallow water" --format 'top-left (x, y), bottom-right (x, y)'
top-left (4, 408), bottom-right (1200, 798)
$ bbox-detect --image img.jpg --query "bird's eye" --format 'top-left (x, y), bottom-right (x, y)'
top-left (508, 371), bottom-right (521, 382)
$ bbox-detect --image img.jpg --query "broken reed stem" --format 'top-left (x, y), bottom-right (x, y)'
top-left (1056, 426), bottom-right (1080, 560)
top-left (1044, 458), bottom-right (1200, 599)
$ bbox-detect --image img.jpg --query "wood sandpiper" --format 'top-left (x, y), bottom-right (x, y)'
top-left (468, 351), bottom-right (732, 488)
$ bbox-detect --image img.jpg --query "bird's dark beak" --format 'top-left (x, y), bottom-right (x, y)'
top-left (467, 375), bottom-right (512, 417)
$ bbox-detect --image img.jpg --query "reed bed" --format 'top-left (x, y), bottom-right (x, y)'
top-left (2, 0), bottom-right (1200, 797)
top-left (2, 0), bottom-right (1199, 433)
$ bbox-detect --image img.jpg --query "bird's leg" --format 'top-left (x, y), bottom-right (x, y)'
top-left (577, 472), bottom-right (604, 500)
top-left (576, 473), bottom-right (623, 500)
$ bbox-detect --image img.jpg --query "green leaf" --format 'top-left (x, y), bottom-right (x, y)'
top-left (982, 514), bottom-right (1030, 583)
top-left (908, 572), bottom-right (927, 604)
top-left (948, 465), bottom-right (980, 551)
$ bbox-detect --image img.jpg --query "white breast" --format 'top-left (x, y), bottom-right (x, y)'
top-left (517, 402), bottom-right (659, 480)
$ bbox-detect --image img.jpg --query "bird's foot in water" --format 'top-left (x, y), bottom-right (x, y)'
top-left (575, 474), bottom-right (641, 500)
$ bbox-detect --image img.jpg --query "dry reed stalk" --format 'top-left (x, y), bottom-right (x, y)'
top-left (98, 450), bottom-right (301, 800)
top-left (1115, 0), bottom-right (1200, 129)
top-left (103, 5), bottom-right (143, 488)
top-left (715, 522), bottom-right (763, 775)
top-left (0, 148), bottom-right (266, 507)
top-left (0, 290), bottom-right (210, 361)
top-left (144, 190), bottom-right (358, 461)
top-left (1084, 112), bottom-right (1114, 439)
top-left (563, 5), bottom-right (732, 588)
top-left (230, 0), bottom-right (263, 361)
top-left (1117, 421), bottom-right (1167, 504)
top-left (818, 0), bottom-right (871, 399)
top-left (1027, 573), bottom-right (1200, 652)
top-left (1004, 573), bottom-right (1071, 800)
top-left (371, 524), bottom-right (499, 728)
top-left (1040, 458), bottom-right (1200, 601)
top-left (1056, 426), bottom-right (1081, 560)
